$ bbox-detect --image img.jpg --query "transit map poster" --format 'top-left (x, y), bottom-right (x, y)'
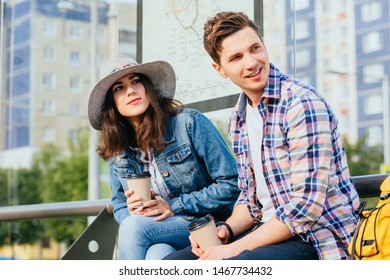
top-left (139, 0), bottom-right (260, 111)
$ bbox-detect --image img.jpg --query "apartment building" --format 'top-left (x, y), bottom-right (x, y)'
top-left (0, 0), bottom-right (136, 168)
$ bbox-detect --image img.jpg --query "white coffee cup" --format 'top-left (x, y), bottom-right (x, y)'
top-left (125, 172), bottom-right (152, 205)
top-left (188, 214), bottom-right (222, 252)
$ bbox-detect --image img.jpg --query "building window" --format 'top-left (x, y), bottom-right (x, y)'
top-left (293, 0), bottom-right (309, 11)
top-left (42, 100), bottom-right (55, 116)
top-left (119, 30), bottom-right (136, 44)
top-left (69, 103), bottom-right (80, 116)
top-left (295, 19), bottom-right (309, 40)
top-left (361, 1), bottom-right (382, 22)
top-left (70, 77), bottom-right (82, 93)
top-left (364, 94), bottom-right (382, 115)
top-left (363, 63), bottom-right (385, 84)
top-left (97, 27), bottom-right (107, 44)
top-left (69, 129), bottom-right (78, 145)
top-left (70, 51), bottom-right (80, 66)
top-left (70, 25), bottom-right (81, 40)
top-left (43, 47), bottom-right (54, 63)
top-left (362, 31), bottom-right (383, 53)
top-left (334, 0), bottom-right (347, 11)
top-left (367, 126), bottom-right (383, 147)
top-left (43, 21), bottom-right (56, 37)
top-left (43, 73), bottom-right (55, 89)
top-left (42, 127), bottom-right (55, 143)
top-left (294, 48), bottom-right (310, 68)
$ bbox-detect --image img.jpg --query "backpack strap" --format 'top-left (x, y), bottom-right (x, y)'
top-left (350, 201), bottom-right (367, 259)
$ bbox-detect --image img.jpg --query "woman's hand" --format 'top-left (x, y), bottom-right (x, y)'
top-left (124, 189), bottom-right (144, 214)
top-left (141, 199), bottom-right (174, 221)
top-left (125, 189), bottom-right (173, 220)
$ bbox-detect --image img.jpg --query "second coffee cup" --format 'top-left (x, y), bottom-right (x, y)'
top-left (188, 214), bottom-right (222, 252)
top-left (125, 172), bottom-right (152, 206)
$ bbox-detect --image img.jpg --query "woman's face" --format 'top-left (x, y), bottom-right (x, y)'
top-left (111, 74), bottom-right (150, 127)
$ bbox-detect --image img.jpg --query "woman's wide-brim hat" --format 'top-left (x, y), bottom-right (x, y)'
top-left (88, 55), bottom-right (176, 130)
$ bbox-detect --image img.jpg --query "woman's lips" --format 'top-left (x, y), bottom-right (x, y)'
top-left (127, 97), bottom-right (141, 105)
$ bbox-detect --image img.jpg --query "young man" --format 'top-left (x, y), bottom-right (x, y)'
top-left (164, 11), bottom-right (360, 260)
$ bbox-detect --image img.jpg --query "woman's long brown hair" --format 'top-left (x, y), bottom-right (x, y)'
top-left (97, 74), bottom-right (183, 160)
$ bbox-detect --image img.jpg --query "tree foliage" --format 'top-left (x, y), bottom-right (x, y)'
top-left (0, 128), bottom-right (90, 249)
top-left (0, 168), bottom-right (44, 246)
top-left (342, 135), bottom-right (383, 176)
top-left (31, 129), bottom-right (89, 246)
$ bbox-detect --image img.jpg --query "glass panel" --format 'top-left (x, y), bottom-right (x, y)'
top-left (0, 0), bottom-right (389, 260)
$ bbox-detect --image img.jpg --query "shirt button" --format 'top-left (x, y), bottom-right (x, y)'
top-left (163, 171), bottom-right (169, 177)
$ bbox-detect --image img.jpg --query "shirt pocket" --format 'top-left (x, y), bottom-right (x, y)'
top-left (263, 136), bottom-right (289, 167)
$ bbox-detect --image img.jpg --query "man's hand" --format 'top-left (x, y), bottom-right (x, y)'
top-left (198, 244), bottom-right (242, 260)
top-left (216, 225), bottom-right (231, 244)
top-left (189, 226), bottom-right (230, 258)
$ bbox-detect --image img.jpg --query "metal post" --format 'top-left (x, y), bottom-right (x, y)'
top-left (88, 1), bottom-right (100, 204)
top-left (382, 75), bottom-right (390, 164)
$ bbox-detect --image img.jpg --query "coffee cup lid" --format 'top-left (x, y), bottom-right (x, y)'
top-left (188, 214), bottom-right (214, 231)
top-left (123, 172), bottom-right (151, 179)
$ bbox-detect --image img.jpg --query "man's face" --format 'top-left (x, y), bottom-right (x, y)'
top-left (212, 27), bottom-right (270, 104)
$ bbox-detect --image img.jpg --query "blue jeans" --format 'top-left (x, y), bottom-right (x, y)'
top-left (163, 234), bottom-right (318, 260)
top-left (117, 214), bottom-right (192, 260)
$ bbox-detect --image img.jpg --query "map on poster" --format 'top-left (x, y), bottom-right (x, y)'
top-left (141, 0), bottom-right (254, 105)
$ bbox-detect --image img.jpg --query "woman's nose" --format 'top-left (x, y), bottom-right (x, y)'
top-left (126, 87), bottom-right (135, 96)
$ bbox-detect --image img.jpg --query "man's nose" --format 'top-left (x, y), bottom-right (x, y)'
top-left (244, 54), bottom-right (256, 69)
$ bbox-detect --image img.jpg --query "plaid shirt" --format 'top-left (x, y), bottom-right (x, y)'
top-left (228, 64), bottom-right (360, 260)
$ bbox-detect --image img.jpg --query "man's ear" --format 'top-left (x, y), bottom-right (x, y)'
top-left (212, 62), bottom-right (228, 78)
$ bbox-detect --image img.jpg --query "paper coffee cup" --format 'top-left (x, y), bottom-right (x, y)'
top-left (125, 172), bottom-right (152, 204)
top-left (188, 214), bottom-right (222, 252)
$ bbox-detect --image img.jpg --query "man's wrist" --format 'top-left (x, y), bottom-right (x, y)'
top-left (216, 221), bottom-right (235, 241)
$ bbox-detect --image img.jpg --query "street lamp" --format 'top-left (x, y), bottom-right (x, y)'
top-left (327, 70), bottom-right (390, 165)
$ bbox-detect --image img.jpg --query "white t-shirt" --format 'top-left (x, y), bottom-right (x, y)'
top-left (246, 103), bottom-right (275, 222)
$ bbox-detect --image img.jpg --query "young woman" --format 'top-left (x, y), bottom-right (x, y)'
top-left (88, 55), bottom-right (240, 260)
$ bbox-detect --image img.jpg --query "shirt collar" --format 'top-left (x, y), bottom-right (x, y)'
top-left (236, 63), bottom-right (281, 118)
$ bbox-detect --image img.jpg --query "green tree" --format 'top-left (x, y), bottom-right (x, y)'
top-left (0, 169), bottom-right (8, 206)
top-left (32, 128), bottom-right (89, 246)
top-left (12, 168), bottom-right (44, 245)
top-left (0, 169), bottom-right (9, 246)
top-left (343, 135), bottom-right (383, 176)
top-left (0, 167), bottom-right (44, 253)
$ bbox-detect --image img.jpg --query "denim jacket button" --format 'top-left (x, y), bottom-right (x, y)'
top-left (163, 171), bottom-right (169, 177)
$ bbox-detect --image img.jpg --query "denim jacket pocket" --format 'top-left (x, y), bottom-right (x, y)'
top-left (166, 145), bottom-right (192, 163)
top-left (165, 144), bottom-right (200, 191)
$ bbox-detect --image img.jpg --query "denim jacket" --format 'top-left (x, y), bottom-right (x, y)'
top-left (109, 108), bottom-right (240, 224)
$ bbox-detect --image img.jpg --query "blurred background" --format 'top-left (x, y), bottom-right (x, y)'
top-left (0, 0), bottom-right (389, 259)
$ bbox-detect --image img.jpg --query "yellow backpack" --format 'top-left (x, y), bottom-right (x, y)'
top-left (348, 175), bottom-right (390, 260)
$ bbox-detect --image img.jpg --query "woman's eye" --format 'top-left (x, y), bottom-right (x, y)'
top-left (113, 86), bottom-right (123, 93)
top-left (132, 78), bottom-right (141, 84)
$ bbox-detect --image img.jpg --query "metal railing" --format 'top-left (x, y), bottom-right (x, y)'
top-left (0, 173), bottom-right (388, 259)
